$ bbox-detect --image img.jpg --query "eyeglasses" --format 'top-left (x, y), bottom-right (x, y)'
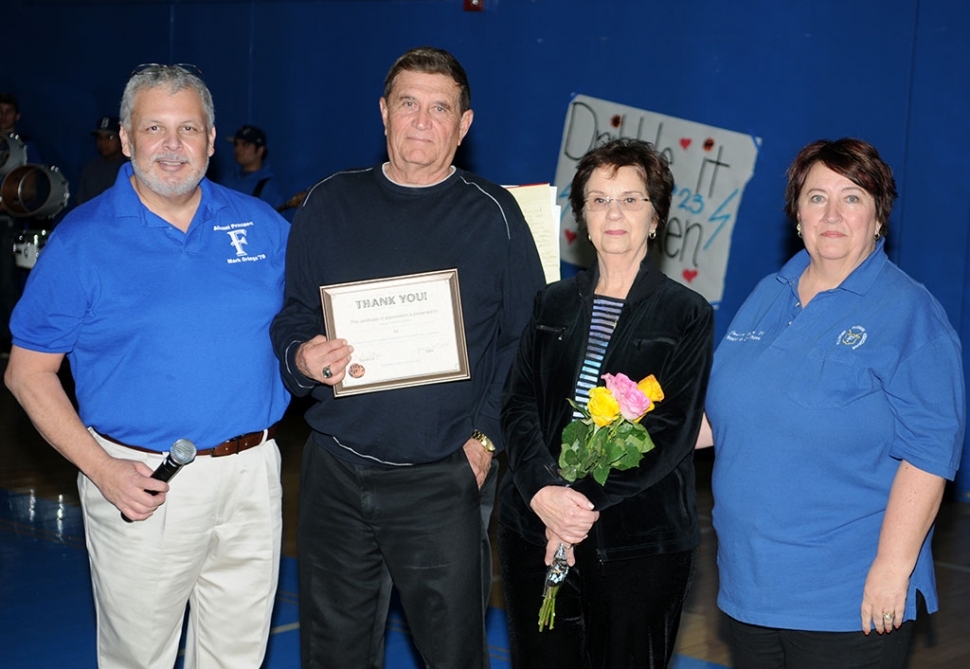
top-left (130, 63), bottom-right (205, 79)
top-left (585, 196), bottom-right (651, 212)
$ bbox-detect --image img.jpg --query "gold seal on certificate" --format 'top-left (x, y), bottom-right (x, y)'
top-left (319, 269), bottom-right (470, 397)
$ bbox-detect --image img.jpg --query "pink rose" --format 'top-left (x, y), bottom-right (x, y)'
top-left (602, 372), bottom-right (652, 422)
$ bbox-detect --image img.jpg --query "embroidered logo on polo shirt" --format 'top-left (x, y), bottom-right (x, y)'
top-left (212, 221), bottom-right (267, 264)
top-left (227, 229), bottom-right (248, 256)
top-left (725, 329), bottom-right (764, 342)
top-left (837, 326), bottom-right (867, 349)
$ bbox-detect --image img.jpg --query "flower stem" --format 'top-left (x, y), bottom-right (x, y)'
top-left (538, 584), bottom-right (559, 631)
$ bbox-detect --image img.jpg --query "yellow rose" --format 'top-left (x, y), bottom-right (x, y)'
top-left (636, 374), bottom-right (664, 413)
top-left (587, 387), bottom-right (620, 426)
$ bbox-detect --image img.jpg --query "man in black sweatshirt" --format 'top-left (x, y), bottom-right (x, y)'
top-left (271, 46), bottom-right (545, 669)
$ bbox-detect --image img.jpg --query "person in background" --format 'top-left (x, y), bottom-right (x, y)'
top-left (0, 92), bottom-right (42, 162)
top-left (0, 92), bottom-right (43, 354)
top-left (498, 138), bottom-right (714, 668)
top-left (4, 64), bottom-right (290, 669)
top-left (702, 137), bottom-right (964, 669)
top-left (76, 115), bottom-right (128, 205)
top-left (221, 124), bottom-right (284, 209)
top-left (270, 46), bottom-right (545, 668)
top-left (0, 93), bottom-right (19, 136)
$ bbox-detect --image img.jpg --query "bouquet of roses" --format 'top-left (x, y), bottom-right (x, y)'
top-left (537, 372), bottom-right (664, 631)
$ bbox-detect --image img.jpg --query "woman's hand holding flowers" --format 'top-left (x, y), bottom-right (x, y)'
top-left (545, 531), bottom-right (576, 566)
top-left (530, 485), bottom-right (599, 548)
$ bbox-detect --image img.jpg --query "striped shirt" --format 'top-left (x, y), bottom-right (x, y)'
top-left (573, 295), bottom-right (624, 417)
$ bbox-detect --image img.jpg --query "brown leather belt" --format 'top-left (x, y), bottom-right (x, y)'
top-left (97, 425), bottom-right (278, 457)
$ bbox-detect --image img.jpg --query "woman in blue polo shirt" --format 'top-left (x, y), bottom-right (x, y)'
top-left (705, 138), bottom-right (964, 669)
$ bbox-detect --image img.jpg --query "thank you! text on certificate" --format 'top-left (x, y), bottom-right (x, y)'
top-left (319, 269), bottom-right (470, 396)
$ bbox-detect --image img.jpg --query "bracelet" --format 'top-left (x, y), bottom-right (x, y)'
top-left (471, 429), bottom-right (495, 453)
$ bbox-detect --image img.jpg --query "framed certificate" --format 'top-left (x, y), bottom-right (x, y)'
top-left (320, 269), bottom-right (470, 397)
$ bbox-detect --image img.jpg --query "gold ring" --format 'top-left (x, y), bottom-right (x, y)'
top-left (883, 613), bottom-right (894, 621)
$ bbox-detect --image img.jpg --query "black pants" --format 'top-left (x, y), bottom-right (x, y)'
top-left (298, 438), bottom-right (492, 669)
top-left (724, 614), bottom-right (916, 669)
top-left (498, 523), bottom-right (695, 669)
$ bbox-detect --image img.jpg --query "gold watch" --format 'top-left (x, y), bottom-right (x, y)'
top-left (471, 429), bottom-right (495, 453)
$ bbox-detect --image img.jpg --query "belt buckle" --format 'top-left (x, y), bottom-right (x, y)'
top-left (222, 434), bottom-right (246, 457)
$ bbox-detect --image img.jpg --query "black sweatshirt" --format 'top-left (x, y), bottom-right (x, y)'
top-left (270, 165), bottom-right (545, 465)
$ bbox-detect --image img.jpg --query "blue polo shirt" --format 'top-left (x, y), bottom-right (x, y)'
top-left (707, 240), bottom-right (964, 631)
top-left (10, 162), bottom-right (290, 452)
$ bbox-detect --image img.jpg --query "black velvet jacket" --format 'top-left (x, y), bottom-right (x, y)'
top-left (498, 255), bottom-right (714, 561)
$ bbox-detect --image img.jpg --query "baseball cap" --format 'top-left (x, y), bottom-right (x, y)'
top-left (228, 125), bottom-right (266, 147)
top-left (92, 116), bottom-right (120, 135)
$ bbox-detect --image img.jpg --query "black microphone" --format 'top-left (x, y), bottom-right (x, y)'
top-left (121, 438), bottom-right (197, 523)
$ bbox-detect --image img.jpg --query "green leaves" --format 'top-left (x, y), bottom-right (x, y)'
top-left (558, 404), bottom-right (657, 486)
top-left (559, 415), bottom-right (590, 482)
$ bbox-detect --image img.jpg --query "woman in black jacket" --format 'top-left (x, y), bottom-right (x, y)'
top-left (498, 138), bottom-right (714, 669)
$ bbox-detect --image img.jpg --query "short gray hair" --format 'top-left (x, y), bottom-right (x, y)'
top-left (120, 64), bottom-right (215, 132)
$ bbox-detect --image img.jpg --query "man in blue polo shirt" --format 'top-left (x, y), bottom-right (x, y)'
top-left (4, 65), bottom-right (289, 669)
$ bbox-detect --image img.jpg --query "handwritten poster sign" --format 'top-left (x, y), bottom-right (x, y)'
top-left (554, 94), bottom-right (761, 307)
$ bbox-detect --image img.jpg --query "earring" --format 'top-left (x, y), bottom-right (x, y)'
top-left (874, 232), bottom-right (881, 240)
top-left (796, 223), bottom-right (803, 238)
top-left (649, 230), bottom-right (657, 240)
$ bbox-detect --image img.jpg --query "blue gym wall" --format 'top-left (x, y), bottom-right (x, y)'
top-left (5, 0), bottom-right (970, 492)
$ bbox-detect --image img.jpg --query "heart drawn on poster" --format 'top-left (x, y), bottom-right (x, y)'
top-left (564, 229), bottom-right (577, 244)
top-left (679, 138), bottom-right (692, 150)
top-left (682, 269), bottom-right (698, 283)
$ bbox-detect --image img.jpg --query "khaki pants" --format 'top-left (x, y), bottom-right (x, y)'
top-left (80, 430), bottom-right (282, 669)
